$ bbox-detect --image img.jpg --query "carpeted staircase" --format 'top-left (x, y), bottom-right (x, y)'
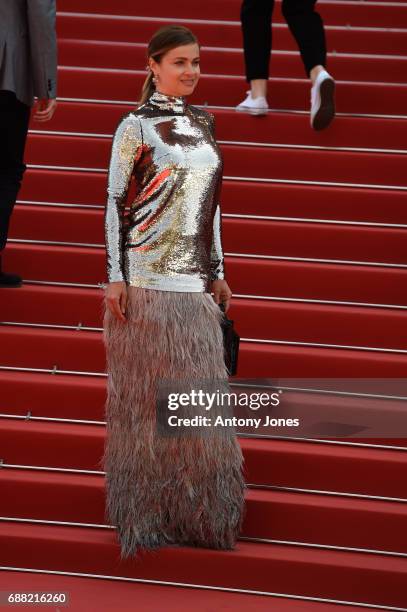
top-left (0, 1), bottom-right (406, 609)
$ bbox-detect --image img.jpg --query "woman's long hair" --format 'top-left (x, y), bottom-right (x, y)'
top-left (139, 25), bottom-right (199, 107)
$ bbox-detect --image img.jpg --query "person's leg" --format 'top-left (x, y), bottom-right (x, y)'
top-left (0, 91), bottom-right (31, 251)
top-left (0, 90), bottom-right (31, 283)
top-left (282, 0), bottom-right (335, 129)
top-left (281, 0), bottom-right (326, 80)
top-left (240, 0), bottom-right (274, 100)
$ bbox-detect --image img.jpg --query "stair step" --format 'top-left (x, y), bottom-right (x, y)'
top-left (1, 469), bottom-right (407, 553)
top-left (25, 133), bottom-right (407, 187)
top-left (9, 204), bottom-right (407, 265)
top-left (1, 416), bottom-right (406, 497)
top-left (56, 66), bottom-right (407, 115)
top-left (0, 371), bottom-right (106, 420)
top-left (56, 14), bottom-right (407, 56)
top-left (20, 168), bottom-right (407, 225)
top-left (2, 284), bottom-right (407, 350)
top-left (1, 521), bottom-right (406, 607)
top-left (4, 243), bottom-right (407, 306)
top-left (2, 568), bottom-right (351, 612)
top-left (31, 101), bottom-right (407, 151)
top-left (58, 39), bottom-right (407, 84)
top-left (1, 370), bottom-right (406, 449)
top-left (1, 321), bottom-right (407, 376)
top-left (56, 0), bottom-right (407, 29)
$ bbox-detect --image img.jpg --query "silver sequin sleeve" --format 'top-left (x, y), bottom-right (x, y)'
top-left (105, 113), bottom-right (143, 283)
top-left (209, 113), bottom-right (225, 282)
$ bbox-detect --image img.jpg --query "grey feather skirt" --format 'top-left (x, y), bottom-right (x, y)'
top-left (100, 285), bottom-right (247, 559)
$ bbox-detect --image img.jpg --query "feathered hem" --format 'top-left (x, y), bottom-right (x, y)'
top-left (100, 286), bottom-right (246, 560)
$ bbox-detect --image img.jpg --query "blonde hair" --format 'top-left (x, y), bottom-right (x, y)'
top-left (139, 25), bottom-right (199, 106)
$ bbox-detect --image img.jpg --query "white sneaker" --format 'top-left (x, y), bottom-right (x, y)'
top-left (236, 90), bottom-right (269, 116)
top-left (310, 69), bottom-right (335, 130)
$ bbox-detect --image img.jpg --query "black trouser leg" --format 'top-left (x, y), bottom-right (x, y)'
top-left (240, 0), bottom-right (274, 83)
top-left (281, 0), bottom-right (327, 77)
top-left (0, 90), bottom-right (31, 253)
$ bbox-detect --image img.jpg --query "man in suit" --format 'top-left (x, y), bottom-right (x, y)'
top-left (0, 0), bottom-right (58, 287)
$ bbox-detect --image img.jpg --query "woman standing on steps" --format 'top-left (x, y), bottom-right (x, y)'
top-left (101, 25), bottom-right (246, 559)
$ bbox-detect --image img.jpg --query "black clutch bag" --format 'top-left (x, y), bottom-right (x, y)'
top-left (219, 303), bottom-right (240, 376)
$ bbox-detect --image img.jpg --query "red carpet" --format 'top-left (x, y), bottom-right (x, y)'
top-left (1, 1), bottom-right (407, 609)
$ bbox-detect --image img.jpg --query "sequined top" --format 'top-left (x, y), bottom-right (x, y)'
top-left (104, 89), bottom-right (225, 292)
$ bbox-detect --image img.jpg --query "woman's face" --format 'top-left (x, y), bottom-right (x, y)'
top-left (149, 43), bottom-right (200, 97)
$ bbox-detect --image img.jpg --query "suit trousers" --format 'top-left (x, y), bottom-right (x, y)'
top-left (0, 90), bottom-right (31, 252)
top-left (240, 0), bottom-right (327, 81)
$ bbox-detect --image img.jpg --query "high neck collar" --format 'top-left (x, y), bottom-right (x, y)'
top-left (148, 90), bottom-right (187, 113)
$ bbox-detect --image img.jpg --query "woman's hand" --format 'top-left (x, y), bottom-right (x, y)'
top-left (211, 279), bottom-right (232, 313)
top-left (105, 281), bottom-right (127, 322)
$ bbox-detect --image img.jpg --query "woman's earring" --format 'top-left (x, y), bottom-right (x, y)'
top-left (146, 65), bottom-right (157, 84)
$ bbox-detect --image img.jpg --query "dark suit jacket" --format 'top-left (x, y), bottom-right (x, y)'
top-left (0, 0), bottom-right (57, 106)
